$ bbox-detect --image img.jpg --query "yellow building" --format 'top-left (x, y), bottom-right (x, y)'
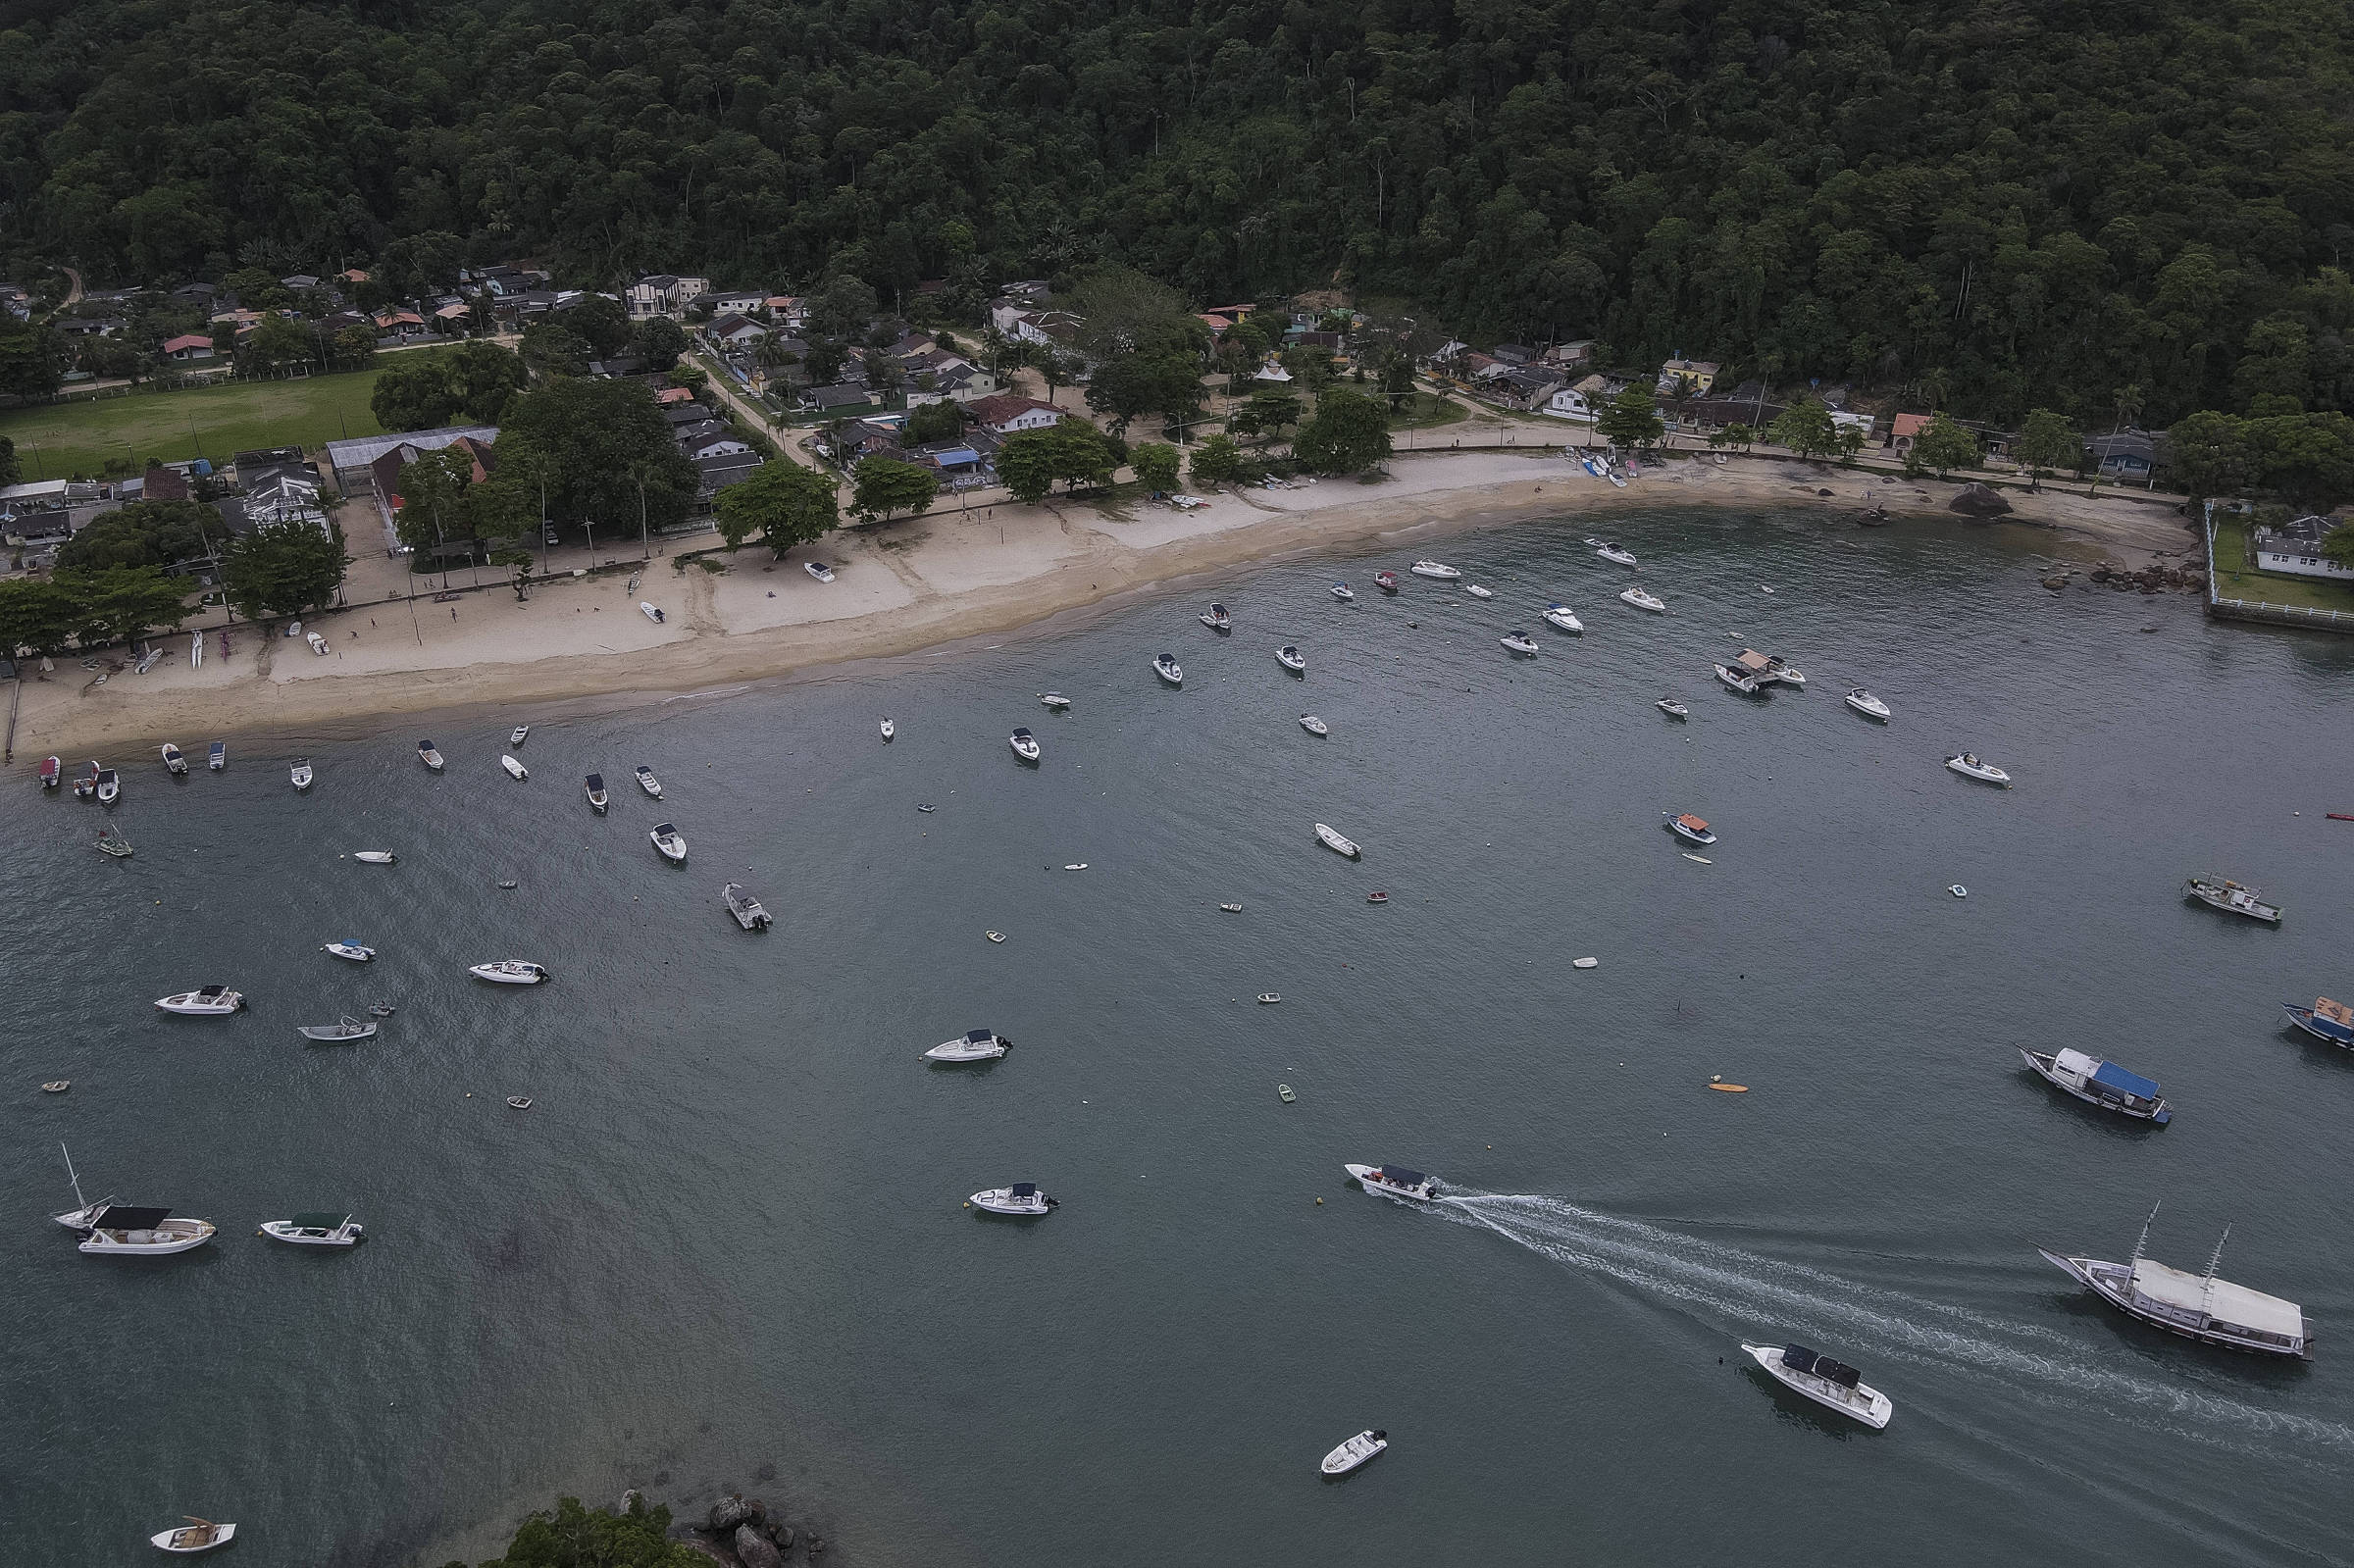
top-left (1659, 358), bottom-right (1719, 395)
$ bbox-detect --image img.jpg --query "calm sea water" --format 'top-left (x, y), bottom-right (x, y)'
top-left (6, 507), bottom-right (2352, 1568)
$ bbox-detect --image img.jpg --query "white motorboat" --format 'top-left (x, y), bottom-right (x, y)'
top-left (1299, 715), bottom-right (1329, 736)
top-left (207, 741), bottom-right (226, 771)
top-left (1330, 582), bottom-right (1356, 601)
top-left (321, 940), bottom-right (377, 963)
top-left (1320, 1430), bottom-right (1389, 1477)
top-left (1740, 1342), bottom-right (1893, 1429)
top-left (1464, 583), bottom-right (1494, 599)
top-left (349, 850), bottom-right (396, 866)
top-left (1543, 603), bottom-right (1583, 633)
top-left (510, 725), bottom-right (530, 745)
top-left (1345, 1163), bottom-right (1439, 1201)
top-left (640, 600), bottom-right (665, 622)
top-left (78, 1206), bottom-right (215, 1255)
top-left (1596, 543), bottom-right (1637, 566)
top-left (805, 561), bottom-right (836, 582)
top-left (74, 760), bottom-right (98, 799)
top-left (161, 742), bottom-right (187, 776)
top-left (290, 758), bottom-right (314, 790)
top-left (1499, 632), bottom-right (1539, 655)
top-left (635, 765), bottom-right (662, 797)
top-left (722, 882), bottom-right (772, 931)
top-left (1714, 663), bottom-right (1762, 695)
top-left (2020, 1046), bottom-right (2171, 1123)
top-left (1945, 753), bottom-right (2011, 786)
top-left (649, 822), bottom-right (688, 862)
top-left (418, 740), bottom-right (444, 771)
top-left (1152, 653), bottom-right (1183, 685)
top-left (1039, 692), bottom-right (1071, 710)
top-left (155, 986), bottom-right (244, 1015)
top-left (1664, 812), bottom-right (1716, 846)
top-left (306, 630), bottom-right (330, 656)
top-left (2185, 876), bottom-right (2280, 923)
top-left (1619, 586), bottom-right (1665, 613)
top-left (297, 1016), bottom-right (377, 1042)
top-left (1009, 727), bottom-right (1042, 762)
top-left (470, 960), bottom-right (551, 985)
top-left (149, 1520), bottom-right (236, 1554)
top-left (2039, 1208), bottom-right (2310, 1358)
top-left (1657, 698), bottom-right (1689, 719)
top-left (96, 765), bottom-right (121, 804)
top-left (500, 754), bottom-right (528, 780)
top-left (1313, 822), bottom-right (1360, 857)
top-left (969, 1183), bottom-right (1057, 1216)
top-left (1200, 602), bottom-right (1231, 630)
top-left (1409, 559), bottom-right (1460, 580)
top-left (1845, 687), bottom-right (1891, 721)
top-left (879, 718), bottom-right (895, 741)
top-left (1276, 643), bottom-right (1305, 673)
top-left (926, 1028), bottom-right (1010, 1062)
top-left (259, 1212), bottom-right (364, 1246)
top-left (53, 1145), bottom-right (112, 1232)
top-left (39, 754), bottom-right (61, 788)
top-left (585, 774), bottom-right (609, 813)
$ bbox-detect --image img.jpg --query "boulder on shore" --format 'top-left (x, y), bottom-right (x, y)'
top-left (708, 1495), bottom-right (757, 1534)
top-left (736, 1522), bottom-right (785, 1568)
top-left (1948, 482), bottom-right (2012, 517)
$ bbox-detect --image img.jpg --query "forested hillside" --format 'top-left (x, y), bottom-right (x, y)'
top-left (4, 0), bottom-right (2351, 427)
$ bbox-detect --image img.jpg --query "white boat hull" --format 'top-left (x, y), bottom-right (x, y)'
top-left (1945, 757), bottom-right (2011, 785)
top-left (1313, 823), bottom-right (1359, 857)
top-left (351, 850), bottom-right (395, 864)
top-left (1409, 562), bottom-right (1460, 579)
top-left (81, 1219), bottom-right (216, 1255)
top-left (1299, 716), bottom-right (1328, 735)
top-left (1321, 1431), bottom-right (1389, 1476)
top-left (1844, 691), bottom-right (1891, 721)
top-left (652, 835), bottom-right (687, 862)
top-left (1344, 1163), bottom-right (1438, 1201)
top-left (1740, 1343), bottom-right (1892, 1428)
top-left (150, 1523), bottom-right (236, 1553)
top-left (637, 771), bottom-right (662, 797)
top-left (470, 962), bottom-right (550, 985)
top-left (1619, 588), bottom-right (1664, 613)
top-left (1543, 609), bottom-right (1583, 633)
top-left (260, 1221), bottom-right (362, 1245)
top-left (501, 755), bottom-right (528, 780)
top-left (970, 1188), bottom-right (1055, 1216)
top-left (156, 991), bottom-right (242, 1015)
top-left (1153, 659), bottom-right (1183, 684)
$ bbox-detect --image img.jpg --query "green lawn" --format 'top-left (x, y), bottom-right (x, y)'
top-left (1388, 391), bottom-right (1469, 430)
top-left (1, 370), bottom-right (386, 481)
top-left (2210, 519), bottom-right (2354, 613)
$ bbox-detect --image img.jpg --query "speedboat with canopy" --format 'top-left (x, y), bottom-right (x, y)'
top-left (1499, 632), bottom-right (1539, 655)
top-left (469, 960), bottom-right (550, 985)
top-left (78, 1206), bottom-right (215, 1255)
top-left (207, 741), bottom-right (226, 771)
top-left (418, 740), bottom-right (444, 771)
top-left (39, 755), bottom-right (61, 788)
top-left (1619, 586), bottom-right (1665, 613)
top-left (1409, 559), bottom-right (1460, 580)
top-left (1009, 727), bottom-right (1042, 762)
top-left (1845, 687), bottom-right (1891, 720)
top-left (1200, 602), bottom-right (1231, 631)
top-left (585, 774), bottom-right (608, 813)
top-left (2039, 1207), bottom-right (2310, 1358)
top-left (1330, 582), bottom-right (1355, 601)
top-left (1345, 1163), bottom-right (1439, 1201)
top-left (2019, 1046), bottom-right (2171, 1123)
top-left (2283, 996), bottom-right (2353, 1048)
top-left (1664, 813), bottom-right (1716, 846)
top-left (1374, 571), bottom-right (1400, 592)
top-left (259, 1212), bottom-right (364, 1246)
top-left (1596, 542), bottom-right (1638, 566)
top-left (1739, 1342), bottom-right (1892, 1428)
top-left (649, 823), bottom-right (688, 862)
top-left (96, 765), bottom-right (121, 804)
top-left (925, 1028), bottom-right (1010, 1062)
top-left (161, 742), bottom-right (187, 775)
top-left (970, 1183), bottom-right (1057, 1216)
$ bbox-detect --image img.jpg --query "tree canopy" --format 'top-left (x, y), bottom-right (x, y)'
top-left (370, 341), bottom-right (527, 434)
top-left (494, 377), bottom-right (699, 540)
top-left (221, 517), bottom-right (350, 620)
top-left (1295, 387), bottom-right (1392, 475)
top-left (715, 459), bottom-right (839, 553)
top-left (53, 501), bottom-right (226, 573)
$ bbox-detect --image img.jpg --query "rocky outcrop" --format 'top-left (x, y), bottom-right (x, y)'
top-left (1948, 482), bottom-right (2012, 517)
top-left (2088, 561), bottom-right (2204, 594)
top-left (691, 1492), bottom-right (807, 1564)
top-left (708, 1496), bottom-right (758, 1534)
top-left (735, 1523), bottom-right (784, 1568)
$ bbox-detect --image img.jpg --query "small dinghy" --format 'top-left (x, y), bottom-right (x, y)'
top-left (1299, 715), bottom-right (1328, 735)
top-left (506, 1096), bottom-right (533, 1109)
top-left (509, 725), bottom-right (530, 746)
top-left (585, 774), bottom-right (609, 813)
top-left (500, 754), bottom-right (528, 781)
top-left (1345, 1163), bottom-right (1439, 1201)
top-left (149, 1519), bottom-right (236, 1554)
top-left (1596, 543), bottom-right (1638, 566)
top-left (970, 1183), bottom-right (1057, 1216)
top-left (805, 561), bottom-right (835, 582)
top-left (80, 1206), bottom-right (215, 1255)
top-left (1464, 583), bottom-right (1494, 599)
top-left (470, 960), bottom-right (550, 985)
top-left (1409, 559), bottom-right (1460, 580)
top-left (2020, 1046), bottom-right (2171, 1123)
top-left (1200, 602), bottom-right (1231, 631)
top-left (635, 765), bottom-right (662, 798)
top-left (1664, 812), bottom-right (1716, 846)
top-left (161, 742), bottom-right (188, 776)
top-left (39, 755), bottom-right (62, 789)
top-left (1321, 1430), bottom-right (1389, 1477)
top-left (1366, 891), bottom-right (1388, 904)
top-left (1945, 753), bottom-right (2011, 786)
top-left (321, 940), bottom-right (376, 963)
top-left (1152, 652), bottom-right (1183, 685)
top-left (722, 882), bottom-right (772, 931)
top-left (1619, 585), bottom-right (1665, 613)
top-left (1741, 1342), bottom-right (1892, 1429)
top-left (96, 824), bottom-right (133, 858)
top-left (1313, 822), bottom-right (1360, 858)
top-left (1009, 727), bottom-right (1042, 762)
top-left (42, 1080), bottom-right (70, 1092)
top-left (1219, 903), bottom-right (1244, 913)
top-left (1374, 571), bottom-right (1400, 593)
top-left (1039, 692), bottom-right (1071, 710)
top-left (1330, 582), bottom-right (1356, 601)
top-left (299, 1016), bottom-right (377, 1043)
top-left (417, 740), bottom-right (444, 771)
top-left (1543, 603), bottom-right (1583, 633)
top-left (1499, 632), bottom-right (1540, 655)
top-left (156, 986), bottom-right (243, 1016)
top-left (207, 741), bottom-right (226, 772)
top-left (1657, 698), bottom-right (1689, 719)
top-left (1949, 885), bottom-right (1969, 898)
top-left (2283, 996), bottom-right (2354, 1048)
top-left (879, 718), bottom-right (895, 741)
top-left (649, 822), bottom-right (688, 863)
top-left (2185, 876), bottom-right (2280, 923)
top-left (351, 850), bottom-right (395, 864)
top-left (640, 600), bottom-right (665, 622)
top-left (985, 931), bottom-right (1006, 943)
top-left (1276, 643), bottom-right (1305, 673)
top-left (1845, 687), bottom-right (1892, 721)
top-left (1278, 1083), bottom-right (1296, 1101)
top-left (926, 1028), bottom-right (1009, 1062)
top-left (259, 1212), bottom-right (363, 1245)
top-left (289, 758), bottom-right (313, 790)
top-left (367, 1003), bottom-right (396, 1017)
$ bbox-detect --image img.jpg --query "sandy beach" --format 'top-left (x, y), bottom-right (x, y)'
top-left (4, 448), bottom-right (2192, 763)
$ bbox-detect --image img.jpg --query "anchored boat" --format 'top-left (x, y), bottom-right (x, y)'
top-left (1619, 586), bottom-right (1665, 613)
top-left (1152, 652), bottom-right (1183, 685)
top-left (1664, 813), bottom-right (1716, 846)
top-left (635, 765), bottom-right (662, 797)
top-left (155, 986), bottom-right (243, 1015)
top-left (1200, 602), bottom-right (1231, 631)
top-left (259, 1212), bottom-right (364, 1246)
top-left (970, 1183), bottom-right (1057, 1216)
top-left (2039, 1207), bottom-right (2311, 1358)
top-left (39, 755), bottom-right (61, 788)
top-left (1740, 1342), bottom-right (1892, 1429)
top-left (1499, 632), bottom-right (1539, 655)
top-left (78, 1205), bottom-right (215, 1255)
top-left (2185, 876), bottom-right (2279, 924)
top-left (1543, 603), bottom-right (1583, 633)
top-left (926, 1028), bottom-right (1010, 1062)
top-left (1945, 753), bottom-right (2012, 786)
top-left (207, 741), bottom-right (226, 771)
top-left (585, 774), bottom-right (609, 813)
top-left (649, 823), bottom-right (688, 863)
top-left (418, 740), bottom-right (444, 771)
top-left (297, 1016), bottom-right (377, 1042)
top-left (149, 1519), bottom-right (236, 1554)
top-left (1320, 1430), bottom-right (1389, 1477)
top-left (469, 960), bottom-right (551, 985)
top-left (1009, 727), bottom-right (1042, 762)
top-left (1313, 822), bottom-right (1360, 857)
top-left (1276, 643), bottom-right (1305, 673)
top-left (500, 754), bottom-right (528, 781)
top-left (722, 883), bottom-right (772, 931)
top-left (1374, 571), bottom-right (1400, 593)
top-left (1299, 715), bottom-right (1328, 735)
top-left (2019, 1046), bottom-right (2171, 1123)
top-left (2282, 996), bottom-right (2353, 1048)
top-left (1845, 687), bottom-right (1891, 721)
top-left (1410, 559), bottom-right (1461, 580)
top-left (161, 742), bottom-right (187, 776)
top-left (1595, 543), bottom-right (1638, 566)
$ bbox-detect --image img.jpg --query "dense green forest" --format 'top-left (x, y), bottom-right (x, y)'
top-left (4, 0), bottom-right (2352, 429)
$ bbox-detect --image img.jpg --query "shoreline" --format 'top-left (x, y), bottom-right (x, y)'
top-left (5, 450), bottom-right (2191, 763)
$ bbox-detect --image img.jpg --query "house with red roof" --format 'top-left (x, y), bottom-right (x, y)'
top-left (161, 333), bottom-right (216, 363)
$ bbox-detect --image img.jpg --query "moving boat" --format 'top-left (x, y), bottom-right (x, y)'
top-left (469, 960), bottom-right (551, 985)
top-left (207, 741), bottom-right (226, 772)
top-left (1039, 692), bottom-right (1071, 710)
top-left (1664, 813), bottom-right (1716, 846)
top-left (1276, 643), bottom-right (1305, 673)
top-left (1313, 822), bottom-right (1360, 858)
top-left (1299, 715), bottom-right (1329, 735)
top-left (1345, 1163), bottom-right (1439, 1201)
top-left (297, 1016), bottom-right (377, 1042)
top-left (970, 1183), bottom-right (1057, 1216)
top-left (636, 765), bottom-right (662, 798)
top-left (1543, 603), bottom-right (1583, 633)
top-left (500, 754), bottom-right (528, 780)
top-left (2020, 1047), bottom-right (2172, 1123)
top-left (585, 774), bottom-right (609, 813)
top-left (1409, 559), bottom-right (1460, 580)
top-left (2039, 1207), bottom-right (2311, 1358)
top-left (1374, 571), bottom-right (1400, 593)
top-left (1321, 1430), bottom-right (1389, 1477)
top-left (805, 561), bottom-right (835, 582)
top-left (1200, 602), bottom-right (1231, 631)
top-left (149, 1519), bottom-right (236, 1554)
top-left (289, 758), bottom-right (314, 790)
top-left (1657, 698), bottom-right (1689, 719)
top-left (53, 1144), bottom-right (113, 1232)
top-left (1845, 687), bottom-right (1892, 721)
top-left (39, 755), bottom-right (61, 788)
top-left (96, 766), bottom-right (121, 804)
top-left (259, 1212), bottom-right (364, 1246)
top-left (1945, 753), bottom-right (2012, 786)
top-left (879, 718), bottom-right (896, 741)
top-left (649, 823), bottom-right (688, 862)
top-left (1714, 663), bottom-right (1763, 695)
top-left (321, 940), bottom-right (377, 963)
top-left (1330, 582), bottom-right (1355, 601)
top-left (1619, 586), bottom-right (1665, 613)
top-left (926, 1028), bottom-right (1010, 1062)
top-left (96, 824), bottom-right (133, 858)
top-left (1499, 632), bottom-right (1539, 655)
top-left (1739, 1343), bottom-right (1893, 1429)
top-left (2282, 996), bottom-right (2353, 1048)
top-left (351, 850), bottom-right (394, 864)
top-left (1152, 653), bottom-right (1183, 685)
top-left (722, 882), bottom-right (772, 931)
top-left (1009, 727), bottom-right (1042, 762)
top-left (161, 742), bottom-right (187, 776)
top-left (418, 740), bottom-right (444, 771)
top-left (640, 601), bottom-right (665, 622)
top-left (1596, 543), bottom-right (1638, 566)
top-left (1465, 583), bottom-right (1494, 599)
top-left (78, 1206), bottom-right (215, 1255)
top-left (510, 725), bottom-right (530, 745)
top-left (2184, 876), bottom-right (2279, 924)
top-left (155, 986), bottom-right (243, 1015)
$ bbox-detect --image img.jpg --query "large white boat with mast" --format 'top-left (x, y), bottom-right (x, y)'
top-left (2038, 1204), bottom-right (2312, 1359)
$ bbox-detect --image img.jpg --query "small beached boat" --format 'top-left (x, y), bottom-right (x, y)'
top-left (805, 561), bottom-right (835, 582)
top-left (1321, 1430), bottom-right (1389, 1477)
top-left (1345, 1163), bottom-right (1439, 1201)
top-left (2185, 876), bottom-right (2279, 924)
top-left (2020, 1046), bottom-right (2171, 1124)
top-left (635, 765), bottom-right (662, 798)
top-left (585, 774), bottom-right (609, 813)
top-left (1657, 698), bottom-right (1689, 719)
top-left (1009, 727), bottom-right (1042, 762)
top-left (1499, 632), bottom-right (1539, 655)
top-left (469, 960), bottom-right (550, 985)
top-left (1619, 586), bottom-right (1665, 613)
top-left (722, 882), bottom-right (772, 931)
top-left (259, 1212), bottom-right (363, 1246)
top-left (1945, 753), bottom-right (2012, 786)
top-left (79, 1206), bottom-right (215, 1256)
top-left (1313, 822), bottom-right (1360, 857)
top-left (1299, 715), bottom-right (1328, 735)
top-left (1664, 813), bottom-right (1716, 846)
top-left (1409, 559), bottom-right (1460, 580)
top-left (640, 601), bottom-right (666, 622)
top-left (2283, 996), bottom-right (2353, 1048)
top-left (149, 1519), bottom-right (236, 1554)
top-left (289, 758), bottom-right (314, 790)
top-left (74, 761), bottom-right (99, 799)
top-left (418, 740), bottom-right (444, 771)
top-left (970, 1183), bottom-right (1057, 1216)
top-left (161, 742), bottom-right (187, 776)
top-left (1543, 603), bottom-right (1583, 633)
top-left (926, 1028), bottom-right (1009, 1062)
top-left (500, 754), bottom-right (528, 781)
top-left (321, 940), bottom-right (376, 963)
top-left (155, 986), bottom-right (243, 1015)
top-left (1276, 643), bottom-right (1305, 673)
top-left (1152, 652), bottom-right (1183, 685)
top-left (648, 823), bottom-right (688, 863)
top-left (297, 1016), bottom-right (377, 1042)
top-left (1740, 1342), bottom-right (1892, 1429)
top-left (1200, 602), bottom-right (1231, 631)
top-left (1845, 687), bottom-right (1891, 721)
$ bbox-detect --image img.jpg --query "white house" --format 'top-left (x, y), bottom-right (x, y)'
top-left (965, 393), bottom-right (1063, 435)
top-left (625, 275), bottom-right (713, 320)
top-left (2253, 516), bottom-right (2353, 580)
top-left (1829, 409), bottom-right (1876, 439)
top-left (692, 289), bottom-right (768, 317)
top-left (1544, 385), bottom-right (1597, 423)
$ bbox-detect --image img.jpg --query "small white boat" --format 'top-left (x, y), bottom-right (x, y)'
top-left (499, 754), bottom-right (527, 781)
top-left (1409, 559), bottom-right (1460, 580)
top-left (259, 1212), bottom-right (364, 1246)
top-left (1596, 543), bottom-right (1638, 566)
top-left (880, 718), bottom-right (896, 741)
top-left (510, 725), bottom-right (530, 745)
top-left (1330, 582), bottom-right (1355, 601)
top-left (1200, 602), bottom-right (1231, 630)
top-left (1299, 715), bottom-right (1329, 736)
top-left (351, 850), bottom-right (395, 864)
top-left (1321, 1430), bottom-right (1389, 1477)
top-left (155, 986), bottom-right (244, 1016)
top-left (926, 1028), bottom-right (1010, 1062)
top-left (2020, 1046), bottom-right (2172, 1123)
top-left (1256, 992), bottom-right (1281, 1004)
top-left (1945, 753), bottom-right (2011, 786)
top-left (1740, 1342), bottom-right (1892, 1429)
top-left (2185, 876), bottom-right (2279, 923)
top-left (1152, 652), bottom-right (1183, 685)
top-left (1276, 643), bottom-right (1305, 673)
top-left (1664, 812), bottom-right (1716, 846)
top-left (722, 882), bottom-right (772, 931)
top-left (206, 742), bottom-right (225, 772)
top-left (40, 754), bottom-right (62, 788)
top-left (297, 1016), bottom-right (377, 1042)
top-left (1344, 1163), bottom-right (1438, 1200)
top-left (469, 960), bottom-right (551, 985)
top-left (1499, 632), bottom-right (1539, 655)
top-left (1845, 687), bottom-right (1891, 721)
top-left (321, 940), bottom-right (377, 963)
top-left (1009, 727), bottom-right (1042, 762)
top-left (970, 1183), bottom-right (1057, 1216)
top-left (95, 766), bottom-right (121, 804)
top-left (635, 765), bottom-right (662, 798)
top-left (506, 1096), bottom-right (533, 1109)
top-left (585, 774), bottom-right (609, 813)
top-left (1543, 603), bottom-right (1583, 633)
top-left (150, 1519), bottom-right (236, 1554)
top-left (640, 600), bottom-right (665, 622)
top-left (1313, 822), bottom-right (1360, 858)
top-left (1464, 583), bottom-right (1494, 599)
top-left (805, 561), bottom-right (835, 582)
top-left (1714, 663), bottom-right (1762, 695)
top-left (417, 740), bottom-right (444, 771)
top-left (1039, 692), bottom-right (1071, 710)
top-left (1619, 586), bottom-right (1665, 613)
top-left (1657, 698), bottom-right (1689, 719)
top-left (161, 742), bottom-right (187, 776)
top-left (306, 631), bottom-right (330, 656)
top-left (79, 1206), bottom-right (215, 1256)
top-left (649, 822), bottom-right (688, 862)
top-left (290, 758), bottom-right (314, 790)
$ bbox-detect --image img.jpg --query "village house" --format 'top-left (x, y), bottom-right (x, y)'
top-left (1658, 358), bottom-right (1719, 396)
top-left (800, 382), bottom-right (875, 414)
top-left (964, 392), bottom-right (1063, 435)
top-left (1490, 366), bottom-right (1567, 411)
top-left (1887, 413), bottom-right (1932, 453)
top-left (1545, 384), bottom-right (1598, 423)
top-left (2086, 429), bottom-right (2165, 480)
top-left (703, 313), bottom-right (768, 349)
top-left (691, 288), bottom-right (768, 318)
top-left (1542, 340), bottom-right (1596, 368)
top-left (161, 333), bottom-right (217, 363)
top-left (2252, 515), bottom-right (2351, 579)
top-left (693, 451), bottom-right (763, 504)
top-left (625, 275), bottom-right (713, 320)
top-left (325, 427), bottom-right (500, 525)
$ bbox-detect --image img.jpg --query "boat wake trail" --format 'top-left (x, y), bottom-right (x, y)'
top-left (1429, 1190), bottom-right (2354, 1456)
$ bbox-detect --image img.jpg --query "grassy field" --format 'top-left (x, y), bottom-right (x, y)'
top-left (1388, 390), bottom-right (1469, 430)
top-left (2210, 518), bottom-right (2354, 613)
top-left (0, 370), bottom-right (386, 481)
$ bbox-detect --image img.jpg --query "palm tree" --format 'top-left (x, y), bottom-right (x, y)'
top-left (2113, 382), bottom-right (2144, 432)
